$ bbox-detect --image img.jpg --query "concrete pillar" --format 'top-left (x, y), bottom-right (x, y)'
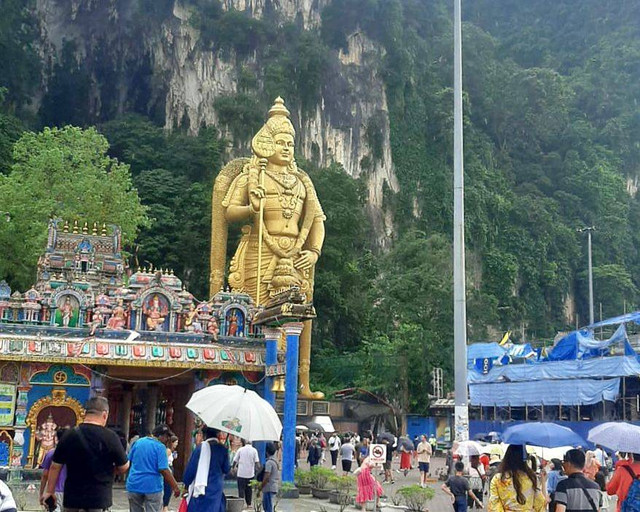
top-left (282, 322), bottom-right (303, 484)
top-left (145, 384), bottom-right (159, 434)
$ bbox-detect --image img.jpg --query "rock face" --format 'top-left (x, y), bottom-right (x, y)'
top-left (34, 0), bottom-right (398, 244)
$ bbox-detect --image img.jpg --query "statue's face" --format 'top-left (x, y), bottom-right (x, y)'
top-left (270, 133), bottom-right (294, 166)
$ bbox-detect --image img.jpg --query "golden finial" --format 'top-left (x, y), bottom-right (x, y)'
top-left (101, 223), bottom-right (107, 236)
top-left (63, 220), bottom-right (69, 233)
top-left (82, 222), bottom-right (88, 234)
top-left (142, 266), bottom-right (147, 273)
top-left (170, 269), bottom-right (175, 275)
top-left (92, 222), bottom-right (98, 235)
top-left (268, 97), bottom-right (291, 119)
top-left (73, 220), bottom-right (79, 234)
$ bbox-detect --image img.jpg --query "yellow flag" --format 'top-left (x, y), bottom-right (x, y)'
top-left (499, 331), bottom-right (511, 346)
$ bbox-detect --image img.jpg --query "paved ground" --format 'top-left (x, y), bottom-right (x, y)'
top-left (12, 456), bottom-right (460, 511)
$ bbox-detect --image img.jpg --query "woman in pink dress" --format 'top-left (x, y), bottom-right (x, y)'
top-left (354, 456), bottom-right (383, 511)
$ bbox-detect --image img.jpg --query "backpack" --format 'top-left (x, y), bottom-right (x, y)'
top-left (621, 466), bottom-right (640, 512)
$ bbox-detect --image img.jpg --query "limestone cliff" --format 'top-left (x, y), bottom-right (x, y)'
top-left (34, 0), bottom-right (398, 244)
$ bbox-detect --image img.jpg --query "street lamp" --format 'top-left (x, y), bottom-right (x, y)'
top-left (577, 226), bottom-right (596, 325)
top-left (453, 0), bottom-right (469, 441)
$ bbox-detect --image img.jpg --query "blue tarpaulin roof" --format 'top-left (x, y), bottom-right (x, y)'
top-left (470, 378), bottom-right (620, 406)
top-left (468, 355), bottom-right (640, 384)
top-left (467, 342), bottom-right (507, 360)
top-left (548, 324), bottom-right (636, 361)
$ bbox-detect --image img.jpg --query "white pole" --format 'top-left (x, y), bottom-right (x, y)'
top-left (453, 0), bottom-right (469, 442)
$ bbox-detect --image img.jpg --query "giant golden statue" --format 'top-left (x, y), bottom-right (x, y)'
top-left (210, 97), bottom-right (325, 398)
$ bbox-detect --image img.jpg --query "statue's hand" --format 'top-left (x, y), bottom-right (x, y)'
top-left (294, 250), bottom-right (318, 271)
top-left (249, 185), bottom-right (266, 212)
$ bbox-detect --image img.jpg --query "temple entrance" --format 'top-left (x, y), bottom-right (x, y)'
top-left (105, 367), bottom-right (196, 480)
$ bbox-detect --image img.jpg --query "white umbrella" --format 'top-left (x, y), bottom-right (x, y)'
top-left (186, 384), bottom-right (282, 441)
top-left (588, 422), bottom-right (640, 454)
top-left (455, 440), bottom-right (484, 457)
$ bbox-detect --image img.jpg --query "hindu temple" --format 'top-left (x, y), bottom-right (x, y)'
top-left (0, 219), bottom-right (267, 477)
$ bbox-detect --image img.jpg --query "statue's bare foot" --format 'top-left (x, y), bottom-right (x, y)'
top-left (299, 388), bottom-right (325, 400)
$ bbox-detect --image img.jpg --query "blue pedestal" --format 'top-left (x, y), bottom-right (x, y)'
top-left (282, 322), bottom-right (303, 483)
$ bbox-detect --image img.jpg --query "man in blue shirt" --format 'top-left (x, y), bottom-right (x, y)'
top-left (127, 424), bottom-right (180, 512)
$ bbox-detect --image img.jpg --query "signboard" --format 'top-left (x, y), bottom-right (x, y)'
top-left (370, 443), bottom-right (387, 464)
top-left (0, 384), bottom-right (16, 426)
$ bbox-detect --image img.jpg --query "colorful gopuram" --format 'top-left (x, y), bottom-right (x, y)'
top-left (0, 219), bottom-right (266, 477)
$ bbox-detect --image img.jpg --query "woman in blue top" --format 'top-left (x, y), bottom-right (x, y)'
top-left (545, 458), bottom-right (566, 512)
top-left (183, 428), bottom-right (230, 512)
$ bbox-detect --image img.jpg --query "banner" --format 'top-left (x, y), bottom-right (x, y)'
top-left (0, 384), bottom-right (16, 426)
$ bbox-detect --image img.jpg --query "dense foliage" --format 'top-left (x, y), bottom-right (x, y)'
top-left (0, 0), bottom-right (639, 412)
top-left (0, 126), bottom-right (148, 289)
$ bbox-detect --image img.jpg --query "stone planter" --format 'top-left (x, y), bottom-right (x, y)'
top-left (225, 497), bottom-right (245, 512)
top-left (280, 487), bottom-right (299, 499)
top-left (329, 491), bottom-right (353, 505)
top-left (311, 487), bottom-right (331, 500)
top-left (297, 484), bottom-right (312, 495)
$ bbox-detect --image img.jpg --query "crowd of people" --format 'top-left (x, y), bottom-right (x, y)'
top-left (441, 442), bottom-right (640, 512)
top-left (37, 396), bottom-right (281, 512)
top-left (27, 406), bottom-right (640, 512)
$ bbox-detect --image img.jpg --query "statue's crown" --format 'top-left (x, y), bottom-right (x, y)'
top-left (252, 97), bottom-right (295, 158)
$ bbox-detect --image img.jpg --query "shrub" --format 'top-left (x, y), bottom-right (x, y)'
top-left (396, 485), bottom-right (435, 512)
top-left (308, 466), bottom-right (334, 489)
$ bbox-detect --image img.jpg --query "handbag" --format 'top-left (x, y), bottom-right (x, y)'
top-left (177, 497), bottom-right (188, 512)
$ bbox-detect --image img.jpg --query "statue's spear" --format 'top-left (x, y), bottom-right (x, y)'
top-left (256, 158), bottom-right (266, 306)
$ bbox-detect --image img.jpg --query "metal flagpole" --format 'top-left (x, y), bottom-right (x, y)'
top-left (453, 0), bottom-right (469, 441)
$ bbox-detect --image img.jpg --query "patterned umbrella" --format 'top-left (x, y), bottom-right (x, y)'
top-left (186, 384), bottom-right (282, 441)
top-left (588, 422), bottom-right (640, 453)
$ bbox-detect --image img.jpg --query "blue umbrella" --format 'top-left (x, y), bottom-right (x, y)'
top-left (502, 422), bottom-right (585, 448)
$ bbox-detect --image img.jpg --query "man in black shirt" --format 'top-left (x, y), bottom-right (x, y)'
top-left (555, 449), bottom-right (602, 512)
top-left (41, 396), bottom-right (130, 512)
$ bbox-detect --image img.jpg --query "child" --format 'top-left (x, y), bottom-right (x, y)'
top-left (442, 461), bottom-right (482, 512)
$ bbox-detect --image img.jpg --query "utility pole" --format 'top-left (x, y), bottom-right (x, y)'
top-left (577, 226), bottom-right (595, 325)
top-left (453, 0), bottom-right (469, 442)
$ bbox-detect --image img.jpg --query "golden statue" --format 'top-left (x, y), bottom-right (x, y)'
top-left (210, 97), bottom-right (325, 398)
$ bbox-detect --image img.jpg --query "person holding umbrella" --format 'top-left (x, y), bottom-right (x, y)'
top-left (182, 428), bottom-right (230, 512)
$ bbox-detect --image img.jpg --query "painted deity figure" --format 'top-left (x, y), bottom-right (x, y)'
top-left (143, 294), bottom-right (167, 331)
top-left (89, 310), bottom-right (103, 336)
top-left (184, 303), bottom-right (203, 333)
top-left (60, 297), bottom-right (74, 327)
top-left (210, 97), bottom-right (325, 398)
top-left (35, 413), bottom-right (57, 466)
top-left (207, 317), bottom-right (219, 340)
top-left (227, 311), bottom-right (239, 336)
top-left (107, 298), bottom-right (127, 330)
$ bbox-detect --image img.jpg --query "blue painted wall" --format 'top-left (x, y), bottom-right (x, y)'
top-left (406, 415), bottom-right (437, 440)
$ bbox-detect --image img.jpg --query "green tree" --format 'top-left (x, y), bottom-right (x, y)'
top-left (0, 126), bottom-right (148, 290)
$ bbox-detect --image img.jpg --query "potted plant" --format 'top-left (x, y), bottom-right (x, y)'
top-left (225, 495), bottom-right (245, 512)
top-left (308, 466), bottom-right (333, 499)
top-left (278, 481), bottom-right (299, 499)
top-left (328, 475), bottom-right (355, 507)
top-left (294, 468), bottom-right (312, 494)
top-left (395, 485), bottom-right (435, 512)
top-left (249, 481), bottom-right (263, 512)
